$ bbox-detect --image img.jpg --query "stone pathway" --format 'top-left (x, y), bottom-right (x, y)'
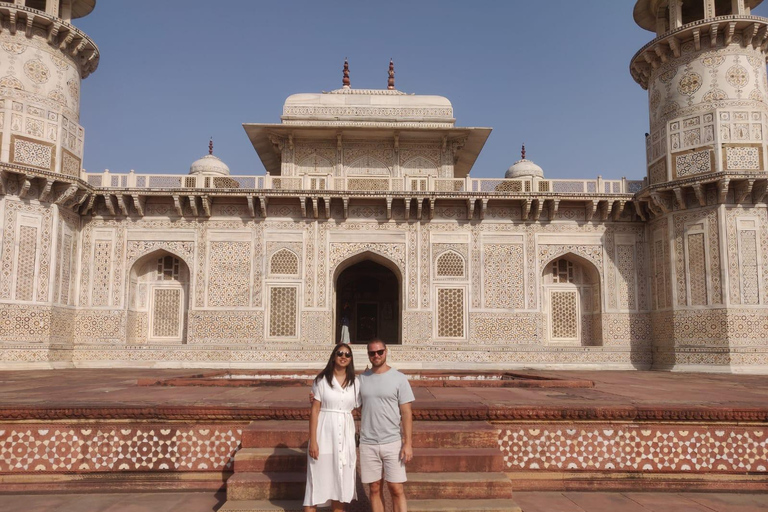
top-left (2, 491), bottom-right (767, 511)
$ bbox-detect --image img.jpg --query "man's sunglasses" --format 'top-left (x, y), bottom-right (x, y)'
top-left (336, 351), bottom-right (352, 358)
top-left (368, 349), bottom-right (386, 357)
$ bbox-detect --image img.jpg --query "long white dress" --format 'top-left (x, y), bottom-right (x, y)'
top-left (303, 376), bottom-right (360, 507)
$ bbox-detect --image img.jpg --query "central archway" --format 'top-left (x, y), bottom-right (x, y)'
top-left (334, 256), bottom-right (401, 345)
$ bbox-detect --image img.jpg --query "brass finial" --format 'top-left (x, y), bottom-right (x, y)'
top-left (342, 59), bottom-right (350, 88)
top-left (387, 59), bottom-right (395, 90)
top-left (209, 138), bottom-right (214, 155)
top-left (521, 144), bottom-right (526, 160)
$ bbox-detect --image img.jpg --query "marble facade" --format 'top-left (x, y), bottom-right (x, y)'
top-left (0, 0), bottom-right (766, 372)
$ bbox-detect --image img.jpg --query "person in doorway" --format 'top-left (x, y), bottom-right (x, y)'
top-left (303, 343), bottom-right (360, 512)
top-left (358, 340), bottom-right (415, 512)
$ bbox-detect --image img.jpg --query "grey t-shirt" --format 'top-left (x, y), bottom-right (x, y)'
top-left (358, 368), bottom-right (415, 445)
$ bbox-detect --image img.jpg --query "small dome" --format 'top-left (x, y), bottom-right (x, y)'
top-left (505, 145), bottom-right (543, 179)
top-left (189, 143), bottom-right (230, 176)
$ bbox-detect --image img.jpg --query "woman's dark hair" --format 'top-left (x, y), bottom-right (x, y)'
top-left (315, 343), bottom-right (355, 388)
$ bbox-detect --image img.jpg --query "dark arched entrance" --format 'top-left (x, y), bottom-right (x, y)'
top-left (335, 259), bottom-right (401, 344)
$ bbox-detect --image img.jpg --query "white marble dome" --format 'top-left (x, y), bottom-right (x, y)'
top-left (506, 147), bottom-right (544, 179)
top-left (189, 154), bottom-right (230, 176)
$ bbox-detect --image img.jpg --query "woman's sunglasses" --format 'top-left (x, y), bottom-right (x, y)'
top-left (336, 351), bottom-right (352, 358)
top-left (367, 349), bottom-right (386, 357)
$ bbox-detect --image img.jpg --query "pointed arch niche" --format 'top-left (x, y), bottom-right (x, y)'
top-left (127, 250), bottom-right (190, 344)
top-left (542, 253), bottom-right (603, 347)
top-left (333, 251), bottom-right (402, 345)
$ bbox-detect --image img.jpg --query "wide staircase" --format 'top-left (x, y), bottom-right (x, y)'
top-left (220, 420), bottom-right (521, 512)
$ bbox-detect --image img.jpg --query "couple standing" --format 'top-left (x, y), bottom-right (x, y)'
top-left (303, 340), bottom-right (415, 512)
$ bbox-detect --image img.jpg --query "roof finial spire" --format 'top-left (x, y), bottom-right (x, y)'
top-left (387, 59), bottom-right (395, 90)
top-left (209, 138), bottom-right (214, 155)
top-left (521, 143), bottom-right (526, 160)
top-left (342, 58), bottom-right (350, 88)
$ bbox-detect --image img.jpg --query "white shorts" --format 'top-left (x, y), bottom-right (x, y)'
top-left (359, 440), bottom-right (407, 484)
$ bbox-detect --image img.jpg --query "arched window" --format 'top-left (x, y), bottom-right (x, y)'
top-left (543, 256), bottom-right (602, 346)
top-left (436, 251), bottom-right (465, 278)
top-left (270, 249), bottom-right (299, 275)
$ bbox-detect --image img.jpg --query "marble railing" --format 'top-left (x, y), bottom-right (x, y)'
top-left (83, 171), bottom-right (646, 195)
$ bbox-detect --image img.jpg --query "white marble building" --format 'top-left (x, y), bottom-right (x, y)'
top-left (0, 0), bottom-right (766, 372)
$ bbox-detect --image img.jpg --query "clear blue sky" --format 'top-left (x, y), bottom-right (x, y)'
top-left (76, 1), bottom-right (768, 180)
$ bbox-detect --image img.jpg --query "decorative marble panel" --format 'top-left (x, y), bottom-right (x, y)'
top-left (687, 233), bottom-right (708, 306)
top-left (91, 241), bottom-right (113, 307)
top-left (616, 245), bottom-right (637, 311)
top-left (10, 135), bottom-right (54, 170)
top-left (483, 244), bottom-right (525, 310)
top-left (469, 313), bottom-right (540, 344)
top-left (674, 149), bottom-right (712, 178)
top-left (437, 288), bottom-right (464, 338)
top-left (207, 241), bottom-right (250, 307)
top-left (187, 311), bottom-right (263, 344)
top-left (739, 230), bottom-right (760, 305)
top-left (269, 287), bottom-right (297, 338)
top-left (725, 146), bottom-right (761, 170)
top-left (551, 290), bottom-right (578, 340)
top-left (14, 225), bottom-right (37, 301)
top-left (151, 288), bottom-right (182, 338)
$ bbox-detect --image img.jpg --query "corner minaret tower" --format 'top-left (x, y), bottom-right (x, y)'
top-left (631, 1), bottom-right (768, 372)
top-left (0, 0), bottom-right (99, 177)
top-left (631, 0), bottom-right (768, 186)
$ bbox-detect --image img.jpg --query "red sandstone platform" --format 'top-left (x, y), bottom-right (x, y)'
top-left (0, 369), bottom-right (766, 421)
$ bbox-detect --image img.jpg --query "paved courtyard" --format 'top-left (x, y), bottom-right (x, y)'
top-left (0, 369), bottom-right (767, 414)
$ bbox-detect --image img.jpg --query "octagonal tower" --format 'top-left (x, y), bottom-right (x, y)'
top-left (632, 0), bottom-right (768, 185)
top-left (632, 0), bottom-right (768, 372)
top-left (0, 0), bottom-right (98, 178)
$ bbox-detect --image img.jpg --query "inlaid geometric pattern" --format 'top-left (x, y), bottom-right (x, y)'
top-left (59, 235), bottom-right (73, 306)
top-left (436, 251), bottom-right (465, 277)
top-left (499, 426), bottom-right (768, 472)
top-left (551, 290), bottom-right (578, 340)
top-left (14, 226), bottom-right (37, 302)
top-left (91, 241), bottom-right (113, 307)
top-left (725, 146), bottom-right (760, 170)
top-left (270, 249), bottom-right (299, 275)
top-left (675, 150), bottom-right (712, 177)
top-left (437, 288), bottom-right (464, 338)
top-left (616, 245), bottom-right (637, 311)
top-left (483, 244), bottom-right (525, 309)
top-left (152, 288), bottom-right (182, 339)
top-left (208, 242), bottom-right (250, 307)
top-left (687, 233), bottom-right (708, 306)
top-left (739, 230), bottom-right (759, 305)
top-left (0, 425), bottom-right (242, 473)
top-left (269, 287), bottom-right (297, 338)
top-left (10, 137), bottom-right (53, 170)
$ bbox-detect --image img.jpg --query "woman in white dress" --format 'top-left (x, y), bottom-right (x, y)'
top-left (303, 343), bottom-right (360, 512)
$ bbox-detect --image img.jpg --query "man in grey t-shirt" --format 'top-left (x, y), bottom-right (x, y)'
top-left (358, 339), bottom-right (414, 512)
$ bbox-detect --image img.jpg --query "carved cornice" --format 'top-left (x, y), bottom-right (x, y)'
top-left (0, 4), bottom-right (99, 78)
top-left (630, 16), bottom-right (768, 89)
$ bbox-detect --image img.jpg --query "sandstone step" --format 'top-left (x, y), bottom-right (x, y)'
top-left (234, 447), bottom-right (306, 473)
top-left (226, 472), bottom-right (305, 501)
top-left (241, 420), bottom-right (500, 449)
top-left (219, 498), bottom-right (522, 512)
top-left (233, 447), bottom-right (503, 473)
top-left (226, 472), bottom-right (513, 501)
top-left (403, 473), bottom-right (514, 500)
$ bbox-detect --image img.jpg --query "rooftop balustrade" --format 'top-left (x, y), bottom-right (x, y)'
top-left (83, 171), bottom-right (646, 196)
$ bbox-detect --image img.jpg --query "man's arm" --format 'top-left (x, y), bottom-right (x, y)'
top-left (399, 402), bottom-right (413, 463)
